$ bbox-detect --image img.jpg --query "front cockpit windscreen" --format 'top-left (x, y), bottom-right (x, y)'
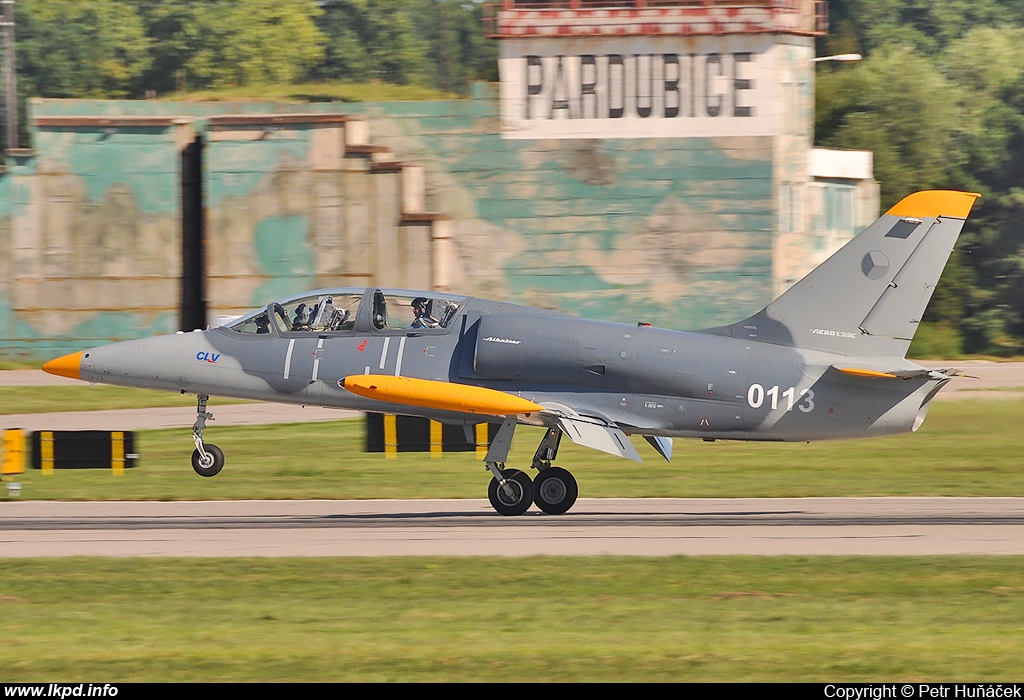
top-left (227, 292), bottom-right (363, 335)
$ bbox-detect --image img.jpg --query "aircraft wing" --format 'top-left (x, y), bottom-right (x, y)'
top-left (339, 375), bottom-right (661, 462)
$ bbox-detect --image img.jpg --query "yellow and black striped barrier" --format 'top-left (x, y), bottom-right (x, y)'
top-left (365, 413), bottom-right (497, 459)
top-left (29, 431), bottom-right (137, 474)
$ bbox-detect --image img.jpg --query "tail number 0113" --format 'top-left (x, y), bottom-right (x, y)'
top-left (747, 384), bottom-right (814, 413)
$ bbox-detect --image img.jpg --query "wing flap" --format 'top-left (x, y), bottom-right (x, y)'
top-left (555, 416), bottom-right (643, 462)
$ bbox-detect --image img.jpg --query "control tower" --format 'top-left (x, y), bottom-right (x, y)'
top-left (485, 1), bottom-right (874, 300)
top-left (488, 0), bottom-right (826, 139)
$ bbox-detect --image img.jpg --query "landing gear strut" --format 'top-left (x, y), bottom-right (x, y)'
top-left (483, 420), bottom-right (578, 516)
top-left (190, 394), bottom-right (225, 477)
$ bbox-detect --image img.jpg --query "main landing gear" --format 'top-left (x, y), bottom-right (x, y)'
top-left (190, 394), bottom-right (225, 477)
top-left (484, 422), bottom-right (578, 516)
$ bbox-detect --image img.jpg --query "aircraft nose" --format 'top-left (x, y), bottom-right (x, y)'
top-left (42, 351), bottom-right (84, 380)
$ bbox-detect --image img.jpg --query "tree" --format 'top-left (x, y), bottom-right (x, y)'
top-left (309, 0), bottom-right (373, 83)
top-left (816, 47), bottom-right (962, 208)
top-left (17, 0), bottom-right (150, 98)
top-left (142, 0), bottom-right (325, 91)
top-left (313, 0), bottom-right (429, 86)
top-left (819, 3), bottom-right (1024, 354)
top-left (410, 0), bottom-right (499, 93)
top-left (938, 26), bottom-right (1024, 353)
top-left (821, 0), bottom-right (1012, 58)
top-left (312, 1), bottom-right (497, 92)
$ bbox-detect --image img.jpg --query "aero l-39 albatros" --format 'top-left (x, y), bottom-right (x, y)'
top-left (44, 190), bottom-right (978, 516)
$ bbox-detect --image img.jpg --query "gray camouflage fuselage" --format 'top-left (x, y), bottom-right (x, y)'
top-left (77, 287), bottom-right (944, 445)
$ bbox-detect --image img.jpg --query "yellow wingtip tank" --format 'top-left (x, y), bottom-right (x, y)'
top-left (885, 190), bottom-right (980, 219)
top-left (341, 375), bottom-right (544, 416)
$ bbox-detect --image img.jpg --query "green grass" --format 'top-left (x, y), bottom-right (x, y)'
top-left (0, 385), bottom-right (251, 414)
top-left (3, 399), bottom-right (1022, 682)
top-left (0, 359), bottom-right (40, 370)
top-left (959, 386), bottom-right (1024, 392)
top-left (5, 398), bottom-right (1024, 500)
top-left (1, 557), bottom-right (1023, 681)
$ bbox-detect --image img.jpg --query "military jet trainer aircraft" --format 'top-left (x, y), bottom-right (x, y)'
top-left (43, 190), bottom-right (978, 515)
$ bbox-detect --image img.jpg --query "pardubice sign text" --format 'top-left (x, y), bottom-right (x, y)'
top-left (499, 36), bottom-right (785, 139)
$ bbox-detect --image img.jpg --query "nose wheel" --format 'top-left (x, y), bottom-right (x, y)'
top-left (190, 394), bottom-right (225, 477)
top-left (191, 444), bottom-right (224, 477)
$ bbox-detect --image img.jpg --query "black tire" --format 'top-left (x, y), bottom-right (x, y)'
top-left (533, 466), bottom-right (578, 515)
top-left (191, 444), bottom-right (225, 477)
top-left (487, 468), bottom-right (534, 516)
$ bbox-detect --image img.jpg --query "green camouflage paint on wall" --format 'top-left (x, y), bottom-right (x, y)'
top-left (347, 97), bottom-right (774, 330)
top-left (0, 107), bottom-right (186, 359)
top-left (4, 94), bottom-right (777, 358)
top-left (251, 215), bottom-right (316, 303)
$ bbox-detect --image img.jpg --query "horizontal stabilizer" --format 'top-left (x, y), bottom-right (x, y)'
top-left (556, 416), bottom-right (643, 462)
top-left (340, 375), bottom-right (544, 416)
top-left (835, 366), bottom-right (971, 381)
top-left (836, 367), bottom-right (898, 379)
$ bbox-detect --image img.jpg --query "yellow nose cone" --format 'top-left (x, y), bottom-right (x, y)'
top-left (42, 351), bottom-right (83, 380)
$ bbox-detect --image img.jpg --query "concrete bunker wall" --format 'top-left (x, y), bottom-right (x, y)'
top-left (1, 95), bottom-right (777, 361)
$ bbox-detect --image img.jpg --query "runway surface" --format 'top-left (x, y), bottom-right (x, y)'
top-left (4, 497), bottom-right (1024, 557)
top-left (3, 365), bottom-right (1023, 558)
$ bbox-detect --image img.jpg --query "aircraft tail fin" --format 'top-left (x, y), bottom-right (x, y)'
top-left (702, 190), bottom-right (979, 358)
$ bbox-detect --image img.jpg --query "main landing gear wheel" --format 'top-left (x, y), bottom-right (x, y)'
top-left (191, 444), bottom-right (224, 477)
top-left (533, 466), bottom-right (578, 515)
top-left (487, 468), bottom-right (534, 516)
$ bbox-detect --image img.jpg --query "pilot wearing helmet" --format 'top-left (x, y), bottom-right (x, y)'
top-left (291, 303), bottom-right (311, 331)
top-left (410, 297), bottom-right (440, 329)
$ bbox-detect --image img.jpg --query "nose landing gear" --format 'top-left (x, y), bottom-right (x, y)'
top-left (190, 394), bottom-right (225, 477)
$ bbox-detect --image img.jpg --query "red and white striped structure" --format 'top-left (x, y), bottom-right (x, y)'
top-left (484, 0), bottom-right (828, 38)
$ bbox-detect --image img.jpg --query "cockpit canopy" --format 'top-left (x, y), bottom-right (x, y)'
top-left (224, 288), bottom-right (466, 337)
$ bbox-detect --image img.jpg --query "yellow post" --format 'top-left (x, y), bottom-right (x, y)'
top-left (430, 420), bottom-right (443, 459)
top-left (383, 414), bottom-right (398, 459)
top-left (2, 429), bottom-right (25, 476)
top-left (111, 432), bottom-right (125, 476)
top-left (40, 431), bottom-right (54, 475)
top-left (475, 423), bottom-right (489, 458)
